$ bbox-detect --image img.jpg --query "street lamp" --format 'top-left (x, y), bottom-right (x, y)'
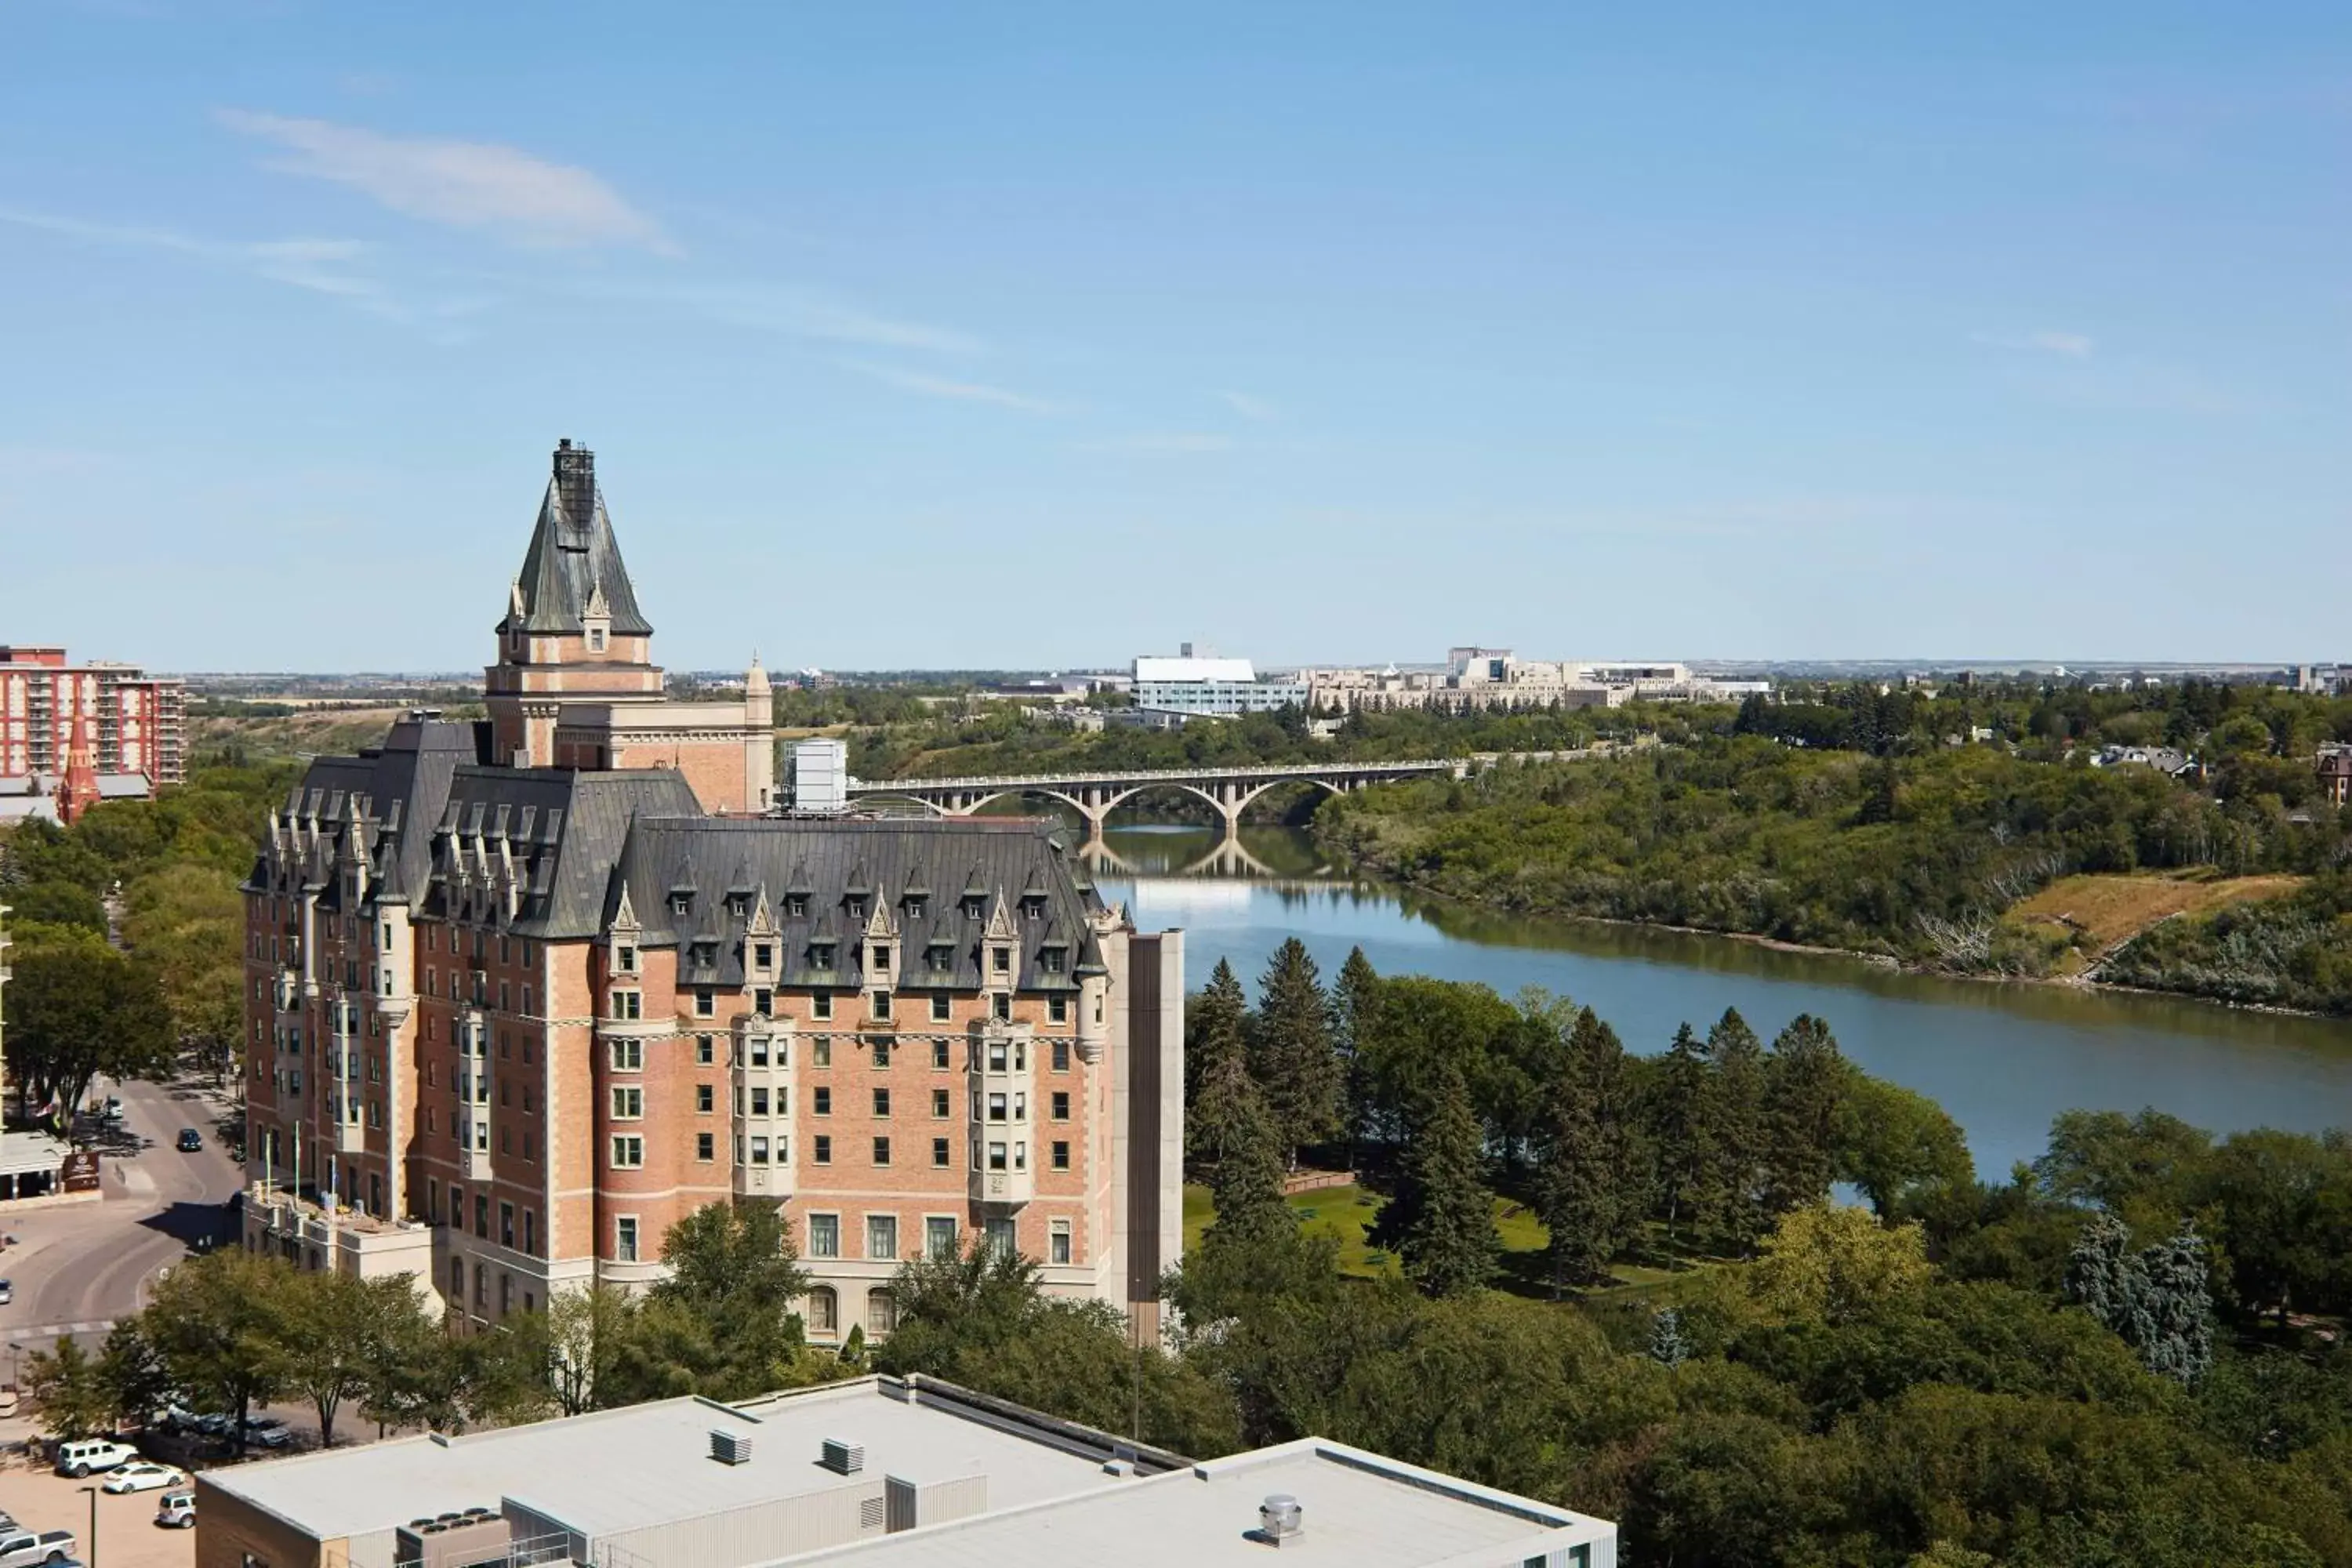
top-left (76, 1483), bottom-right (96, 1568)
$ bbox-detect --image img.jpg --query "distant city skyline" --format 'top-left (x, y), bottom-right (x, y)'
top-left (2, 4), bottom-right (2343, 669)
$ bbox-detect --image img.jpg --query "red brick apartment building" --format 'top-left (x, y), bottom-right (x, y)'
top-left (0, 645), bottom-right (186, 785)
top-left (241, 441), bottom-right (1185, 1341)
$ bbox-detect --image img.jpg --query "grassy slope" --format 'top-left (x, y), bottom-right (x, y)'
top-left (2003, 872), bottom-right (2305, 974)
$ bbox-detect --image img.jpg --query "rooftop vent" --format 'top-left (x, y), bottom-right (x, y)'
top-left (1258, 1494), bottom-right (1303, 1548)
top-left (820, 1436), bottom-right (866, 1475)
top-left (710, 1429), bottom-right (754, 1466)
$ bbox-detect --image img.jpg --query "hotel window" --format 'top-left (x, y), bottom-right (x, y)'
top-left (696, 1083), bottom-right (714, 1113)
top-left (500, 1202), bottom-right (515, 1248)
top-left (873, 1087), bottom-right (891, 1118)
top-left (747, 1134), bottom-right (768, 1164)
top-left (1052, 1140), bottom-right (1070, 1171)
top-left (811, 993), bottom-right (833, 1021)
top-left (1052, 1040), bottom-right (1069, 1071)
top-left (931, 1137), bottom-right (950, 1167)
top-left (866, 1214), bottom-right (898, 1260)
top-left (1050, 1221), bottom-right (1072, 1265)
top-left (866, 1290), bottom-right (896, 1336)
top-left (696, 1131), bottom-right (714, 1161)
top-left (871, 989), bottom-right (892, 1020)
top-left (814, 1087), bottom-right (831, 1116)
top-left (615, 1216), bottom-right (639, 1262)
top-left (1051, 1091), bottom-right (1069, 1120)
top-left (932, 1038), bottom-right (951, 1069)
top-left (754, 988), bottom-right (773, 1015)
top-left (786, 895), bottom-right (808, 918)
top-left (750, 1087), bottom-right (770, 1116)
top-left (989, 1093), bottom-right (1007, 1123)
top-left (753, 942), bottom-right (774, 970)
top-left (610, 1134), bottom-right (644, 1169)
top-left (589, 627), bottom-right (607, 652)
top-left (1014, 1142), bottom-right (1027, 1171)
top-left (992, 947), bottom-right (1010, 973)
top-left (988, 1142), bottom-right (1007, 1171)
top-left (813, 1036), bottom-right (832, 1066)
top-left (611, 991), bottom-right (640, 1021)
top-left (609, 1039), bottom-right (642, 1071)
top-left (809, 1214), bottom-right (840, 1258)
top-left (870, 945), bottom-right (891, 973)
top-left (748, 1036), bottom-right (770, 1066)
top-left (930, 993), bottom-right (952, 1023)
top-left (985, 1217), bottom-right (1016, 1259)
top-left (814, 1134), bottom-right (832, 1165)
top-left (476, 1196), bottom-right (490, 1238)
top-left (524, 1210), bottom-right (536, 1254)
top-left (926, 1216), bottom-right (957, 1259)
top-left (872, 1136), bottom-right (891, 1166)
top-left (808, 1286), bottom-right (837, 1334)
top-left (872, 1037), bottom-right (892, 1068)
top-left (696, 1033), bottom-right (715, 1065)
top-left (931, 1088), bottom-right (950, 1118)
top-left (695, 989), bottom-right (714, 1017)
top-left (992, 994), bottom-right (1011, 1022)
top-left (1049, 995), bottom-right (1068, 1022)
top-left (988, 1040), bottom-right (1007, 1073)
top-left (1014, 1092), bottom-right (1027, 1120)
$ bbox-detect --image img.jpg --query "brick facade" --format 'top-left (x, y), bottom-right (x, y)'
top-left (0, 644), bottom-right (185, 785)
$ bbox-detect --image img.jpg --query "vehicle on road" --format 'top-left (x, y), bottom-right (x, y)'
top-left (154, 1494), bottom-right (195, 1530)
top-left (0, 1528), bottom-right (76, 1566)
top-left (53, 1438), bottom-right (136, 1477)
top-left (175, 1128), bottom-right (202, 1152)
top-left (101, 1462), bottom-right (185, 1494)
top-left (0, 1279), bottom-right (13, 1305)
top-left (101, 1099), bottom-right (122, 1124)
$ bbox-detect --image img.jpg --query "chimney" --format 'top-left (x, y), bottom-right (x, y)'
top-left (552, 439), bottom-right (597, 545)
top-left (1258, 1494), bottom-right (1302, 1548)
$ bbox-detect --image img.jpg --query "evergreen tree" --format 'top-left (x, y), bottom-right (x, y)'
top-left (1761, 1014), bottom-right (1848, 1216)
top-left (1648, 1307), bottom-right (1689, 1370)
top-left (1649, 1022), bottom-right (1718, 1250)
top-left (1534, 1008), bottom-right (1634, 1290)
top-left (1248, 938), bottom-right (1342, 1167)
top-left (1399, 1067), bottom-right (1499, 1298)
top-left (1704, 1008), bottom-right (1769, 1253)
top-left (1206, 1082), bottom-right (1294, 1247)
top-left (1185, 960), bottom-right (1252, 1171)
top-left (1331, 946), bottom-right (1381, 1170)
top-left (2136, 1221), bottom-right (2216, 1388)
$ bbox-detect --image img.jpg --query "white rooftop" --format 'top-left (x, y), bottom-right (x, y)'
top-left (203, 1380), bottom-right (1127, 1545)
top-left (772, 1440), bottom-right (1615, 1568)
top-left (1133, 656), bottom-right (1258, 684)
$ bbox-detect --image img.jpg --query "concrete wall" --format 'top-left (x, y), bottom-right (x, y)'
top-left (194, 1479), bottom-right (331, 1568)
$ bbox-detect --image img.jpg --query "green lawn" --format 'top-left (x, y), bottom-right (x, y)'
top-left (1184, 1181), bottom-right (1733, 1300)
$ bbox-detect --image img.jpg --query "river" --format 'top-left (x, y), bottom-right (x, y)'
top-left (1086, 822), bottom-right (2352, 1177)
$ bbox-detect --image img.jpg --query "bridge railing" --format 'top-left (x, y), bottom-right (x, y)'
top-left (845, 759), bottom-right (1460, 792)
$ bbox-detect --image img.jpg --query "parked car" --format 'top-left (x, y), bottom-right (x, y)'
top-left (101, 1462), bottom-right (185, 1495)
top-left (154, 1494), bottom-right (195, 1530)
top-left (0, 1279), bottom-right (13, 1305)
top-left (0, 1529), bottom-right (75, 1567)
top-left (174, 1129), bottom-right (202, 1152)
top-left (241, 1415), bottom-right (292, 1450)
top-left (52, 1439), bottom-right (135, 1477)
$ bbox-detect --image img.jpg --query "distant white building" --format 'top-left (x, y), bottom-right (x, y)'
top-left (1131, 646), bottom-right (1308, 715)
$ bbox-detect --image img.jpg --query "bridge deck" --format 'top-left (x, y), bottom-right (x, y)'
top-left (845, 759), bottom-right (1458, 793)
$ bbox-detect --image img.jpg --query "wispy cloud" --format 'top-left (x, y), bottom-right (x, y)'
top-left (842, 361), bottom-right (1058, 412)
top-left (0, 205), bottom-right (392, 310)
top-left (1218, 389), bottom-right (1279, 421)
top-left (1973, 328), bottom-right (2096, 358)
top-left (216, 109), bottom-right (673, 254)
top-left (1079, 432), bottom-right (1236, 453)
top-left (572, 280), bottom-right (979, 354)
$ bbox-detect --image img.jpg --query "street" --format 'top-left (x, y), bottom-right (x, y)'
top-left (0, 1076), bottom-right (240, 1359)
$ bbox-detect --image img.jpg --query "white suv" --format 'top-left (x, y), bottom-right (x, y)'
top-left (53, 1438), bottom-right (136, 1478)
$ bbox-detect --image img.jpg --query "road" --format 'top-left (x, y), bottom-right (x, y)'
top-left (0, 1076), bottom-right (241, 1356)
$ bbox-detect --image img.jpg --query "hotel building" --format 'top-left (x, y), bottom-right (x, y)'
top-left (241, 441), bottom-right (1185, 1341)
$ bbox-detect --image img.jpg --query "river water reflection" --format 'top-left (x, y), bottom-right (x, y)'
top-left (1087, 822), bottom-right (2352, 1177)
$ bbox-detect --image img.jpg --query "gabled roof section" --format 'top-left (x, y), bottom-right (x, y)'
top-left (501, 441), bottom-right (654, 637)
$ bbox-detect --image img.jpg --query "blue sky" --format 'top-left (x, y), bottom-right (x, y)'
top-left (1, 2), bottom-right (2343, 673)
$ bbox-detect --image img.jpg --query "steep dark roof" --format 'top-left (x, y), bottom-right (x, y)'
top-left (499, 441), bottom-right (654, 637)
top-left (248, 718), bottom-right (485, 906)
top-left (421, 767), bottom-right (703, 938)
top-left (608, 817), bottom-right (1105, 991)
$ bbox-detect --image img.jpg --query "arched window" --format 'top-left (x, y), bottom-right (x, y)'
top-left (807, 1286), bottom-right (838, 1335)
top-left (866, 1288), bottom-right (896, 1336)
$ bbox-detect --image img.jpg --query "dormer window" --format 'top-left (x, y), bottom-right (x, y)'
top-left (992, 946), bottom-right (1011, 975)
top-left (812, 940), bottom-right (837, 968)
top-left (905, 896), bottom-right (927, 920)
top-left (728, 894), bottom-right (750, 918)
top-left (786, 896), bottom-right (808, 919)
top-left (617, 944), bottom-right (637, 975)
top-left (870, 945), bottom-right (891, 973)
top-left (753, 942), bottom-right (774, 970)
top-left (846, 898), bottom-right (867, 922)
top-left (926, 941), bottom-right (953, 971)
top-left (1022, 896), bottom-right (1045, 920)
top-left (963, 896), bottom-right (984, 920)
top-left (1040, 949), bottom-right (1065, 974)
top-left (589, 627), bottom-right (607, 652)
top-left (670, 894), bottom-right (691, 918)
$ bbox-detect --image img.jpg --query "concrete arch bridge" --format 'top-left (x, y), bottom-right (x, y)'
top-left (845, 758), bottom-right (1465, 839)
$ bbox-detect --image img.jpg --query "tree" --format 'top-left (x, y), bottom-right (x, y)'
top-left (540, 1285), bottom-right (641, 1415)
top-left (99, 1320), bottom-right (171, 1432)
top-left (24, 1334), bottom-right (113, 1440)
top-left (1761, 1014), bottom-right (1849, 1216)
top-left (1747, 1203), bottom-right (1931, 1326)
top-left (4, 932), bottom-right (175, 1123)
top-left (1705, 1008), bottom-right (1770, 1253)
top-left (1331, 946), bottom-right (1381, 1167)
top-left (1398, 1068), bottom-right (1499, 1298)
top-left (271, 1269), bottom-right (437, 1447)
top-left (140, 1247), bottom-right (289, 1456)
top-left (1533, 1008), bottom-right (1635, 1290)
top-left (2063, 1210), bottom-right (2138, 1332)
top-left (1248, 938), bottom-right (1341, 1167)
top-left (641, 1200), bottom-right (815, 1400)
top-left (2063, 1211), bottom-right (2216, 1387)
top-left (1204, 1083), bottom-right (1293, 1248)
top-left (1838, 1076), bottom-right (1974, 1218)
top-left (1650, 1022), bottom-right (1718, 1248)
top-left (1650, 1308), bottom-right (1690, 1370)
top-left (1185, 960), bottom-right (1254, 1170)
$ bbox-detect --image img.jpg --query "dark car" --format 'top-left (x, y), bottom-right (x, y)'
top-left (174, 1129), bottom-right (201, 1152)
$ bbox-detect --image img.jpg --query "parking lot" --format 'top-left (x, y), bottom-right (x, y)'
top-left (0, 1458), bottom-right (194, 1568)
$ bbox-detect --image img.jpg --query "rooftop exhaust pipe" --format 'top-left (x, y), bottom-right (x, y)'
top-left (1258, 1494), bottom-right (1303, 1548)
